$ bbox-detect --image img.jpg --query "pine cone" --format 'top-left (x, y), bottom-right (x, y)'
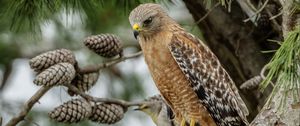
top-left (49, 99), bottom-right (92, 123)
top-left (33, 63), bottom-right (76, 86)
top-left (84, 34), bottom-right (123, 58)
top-left (29, 49), bottom-right (76, 72)
top-left (67, 72), bottom-right (100, 96)
top-left (89, 102), bottom-right (126, 124)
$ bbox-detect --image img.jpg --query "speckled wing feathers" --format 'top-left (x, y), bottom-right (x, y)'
top-left (168, 32), bottom-right (249, 126)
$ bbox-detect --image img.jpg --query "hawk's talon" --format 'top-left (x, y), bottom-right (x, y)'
top-left (180, 118), bottom-right (186, 126)
top-left (190, 118), bottom-right (195, 126)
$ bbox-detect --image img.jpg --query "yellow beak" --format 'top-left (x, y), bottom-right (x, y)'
top-left (132, 23), bottom-right (140, 39)
top-left (132, 23), bottom-right (140, 31)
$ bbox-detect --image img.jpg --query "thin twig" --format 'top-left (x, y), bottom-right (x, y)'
top-left (265, 8), bottom-right (282, 33)
top-left (78, 51), bottom-right (142, 74)
top-left (64, 84), bottom-right (143, 107)
top-left (5, 86), bottom-right (52, 126)
top-left (269, 10), bottom-right (283, 20)
top-left (260, 64), bottom-right (275, 87)
top-left (194, 2), bottom-right (220, 24)
top-left (240, 64), bottom-right (273, 90)
top-left (246, 0), bottom-right (258, 11)
top-left (260, 64), bottom-right (268, 80)
top-left (236, 0), bottom-right (257, 23)
top-left (243, 0), bottom-right (270, 22)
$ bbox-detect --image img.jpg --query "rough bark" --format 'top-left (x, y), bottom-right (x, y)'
top-left (250, 89), bottom-right (300, 126)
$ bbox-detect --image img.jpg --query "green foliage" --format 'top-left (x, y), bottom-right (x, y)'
top-left (2, 0), bottom-right (103, 33)
top-left (0, 0), bottom-right (164, 34)
top-left (261, 26), bottom-right (300, 109)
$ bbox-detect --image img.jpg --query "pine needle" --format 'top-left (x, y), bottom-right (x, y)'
top-left (261, 26), bottom-right (300, 111)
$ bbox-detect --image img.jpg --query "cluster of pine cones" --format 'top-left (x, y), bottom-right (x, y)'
top-left (29, 34), bottom-right (125, 124)
top-left (48, 98), bottom-right (126, 124)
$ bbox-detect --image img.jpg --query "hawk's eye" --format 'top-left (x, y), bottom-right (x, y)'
top-left (143, 17), bottom-right (153, 25)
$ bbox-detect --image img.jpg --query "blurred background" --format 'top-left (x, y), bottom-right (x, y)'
top-left (0, 0), bottom-right (201, 126)
top-left (1, 0), bottom-right (293, 125)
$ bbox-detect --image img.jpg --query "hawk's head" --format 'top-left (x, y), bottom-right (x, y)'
top-left (129, 3), bottom-right (168, 39)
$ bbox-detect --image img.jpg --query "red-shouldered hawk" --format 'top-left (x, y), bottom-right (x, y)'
top-left (129, 3), bottom-right (249, 126)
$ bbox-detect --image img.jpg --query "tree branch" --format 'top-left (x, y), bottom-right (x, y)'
top-left (5, 86), bottom-right (52, 126)
top-left (64, 84), bottom-right (143, 107)
top-left (77, 51), bottom-right (142, 74)
top-left (240, 64), bottom-right (275, 90)
top-left (0, 63), bottom-right (13, 91)
top-left (5, 81), bottom-right (145, 126)
top-left (280, 0), bottom-right (300, 37)
top-left (249, 88), bottom-right (300, 126)
top-left (0, 116), bottom-right (2, 126)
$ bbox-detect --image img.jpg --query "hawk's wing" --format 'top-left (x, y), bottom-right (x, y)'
top-left (168, 32), bottom-right (249, 126)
